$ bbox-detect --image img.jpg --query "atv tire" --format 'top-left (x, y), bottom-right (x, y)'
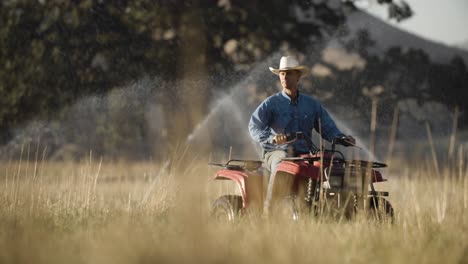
top-left (368, 196), bottom-right (394, 223)
top-left (211, 195), bottom-right (243, 222)
top-left (272, 196), bottom-right (300, 221)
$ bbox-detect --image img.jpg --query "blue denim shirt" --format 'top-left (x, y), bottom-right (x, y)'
top-left (248, 91), bottom-right (344, 154)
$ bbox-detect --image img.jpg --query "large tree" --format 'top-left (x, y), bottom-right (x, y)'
top-left (0, 0), bottom-right (425, 159)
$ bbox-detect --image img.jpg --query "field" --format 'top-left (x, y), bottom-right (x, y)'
top-left (0, 152), bottom-right (467, 264)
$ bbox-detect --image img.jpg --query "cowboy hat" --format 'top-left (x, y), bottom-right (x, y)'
top-left (269, 56), bottom-right (310, 77)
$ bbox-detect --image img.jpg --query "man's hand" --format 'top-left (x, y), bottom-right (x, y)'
top-left (337, 135), bottom-right (356, 147)
top-left (272, 134), bottom-right (288, 144)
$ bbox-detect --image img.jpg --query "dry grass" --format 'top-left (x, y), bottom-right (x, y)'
top-left (0, 154), bottom-right (467, 264)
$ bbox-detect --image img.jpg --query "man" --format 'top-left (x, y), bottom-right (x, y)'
top-left (248, 56), bottom-right (355, 214)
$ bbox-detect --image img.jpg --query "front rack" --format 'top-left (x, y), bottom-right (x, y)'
top-left (281, 156), bottom-right (387, 169)
top-left (208, 159), bottom-right (263, 171)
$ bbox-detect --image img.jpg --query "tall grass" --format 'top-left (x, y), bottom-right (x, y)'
top-left (0, 150), bottom-right (467, 264)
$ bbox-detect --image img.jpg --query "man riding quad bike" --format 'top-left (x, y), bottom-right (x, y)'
top-left (209, 56), bottom-right (393, 221)
top-left (249, 56), bottom-right (356, 215)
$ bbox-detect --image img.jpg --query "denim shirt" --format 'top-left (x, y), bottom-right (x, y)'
top-left (248, 91), bottom-right (344, 154)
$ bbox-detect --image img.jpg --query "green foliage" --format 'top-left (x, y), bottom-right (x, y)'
top-left (4, 0), bottom-right (466, 160)
top-left (0, 1), bottom-right (176, 138)
top-left (0, 0), bottom-right (358, 148)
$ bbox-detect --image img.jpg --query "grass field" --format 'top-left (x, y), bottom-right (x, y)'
top-left (0, 153), bottom-right (467, 264)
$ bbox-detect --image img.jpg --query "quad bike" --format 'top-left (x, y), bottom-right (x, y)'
top-left (209, 132), bottom-right (394, 222)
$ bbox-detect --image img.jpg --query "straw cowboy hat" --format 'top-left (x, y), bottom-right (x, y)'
top-left (269, 56), bottom-right (310, 77)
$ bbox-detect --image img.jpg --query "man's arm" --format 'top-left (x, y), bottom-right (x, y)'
top-left (314, 104), bottom-right (356, 146)
top-left (314, 104), bottom-right (345, 142)
top-left (248, 101), bottom-right (273, 147)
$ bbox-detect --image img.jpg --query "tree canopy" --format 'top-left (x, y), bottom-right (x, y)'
top-left (1, 0), bottom-right (466, 160)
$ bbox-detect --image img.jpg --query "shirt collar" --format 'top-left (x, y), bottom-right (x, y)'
top-left (281, 90), bottom-right (300, 105)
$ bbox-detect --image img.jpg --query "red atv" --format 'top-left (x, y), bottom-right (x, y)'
top-left (209, 132), bottom-right (394, 222)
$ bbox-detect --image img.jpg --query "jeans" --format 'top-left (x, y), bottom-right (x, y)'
top-left (263, 150), bottom-right (287, 214)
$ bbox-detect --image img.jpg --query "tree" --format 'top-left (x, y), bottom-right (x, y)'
top-left (0, 0), bottom-right (415, 158)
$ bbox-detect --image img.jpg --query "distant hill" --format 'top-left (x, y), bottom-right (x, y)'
top-left (455, 40), bottom-right (468, 51)
top-left (345, 11), bottom-right (468, 64)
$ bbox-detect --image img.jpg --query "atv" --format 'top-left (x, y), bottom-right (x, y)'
top-left (209, 132), bottom-right (394, 222)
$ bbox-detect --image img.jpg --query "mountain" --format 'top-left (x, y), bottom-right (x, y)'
top-left (455, 40), bottom-right (468, 51)
top-left (345, 10), bottom-right (468, 64)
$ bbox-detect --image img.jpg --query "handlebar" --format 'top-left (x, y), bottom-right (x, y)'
top-left (304, 134), bottom-right (385, 168)
top-left (273, 132), bottom-right (357, 148)
top-left (272, 132), bottom-right (362, 162)
top-left (333, 136), bottom-right (357, 147)
top-left (272, 132), bottom-right (304, 144)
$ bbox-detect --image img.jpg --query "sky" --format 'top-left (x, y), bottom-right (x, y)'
top-left (360, 0), bottom-right (468, 46)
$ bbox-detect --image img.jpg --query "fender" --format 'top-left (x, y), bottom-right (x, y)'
top-left (371, 170), bottom-right (387, 182)
top-left (214, 169), bottom-right (249, 208)
top-left (276, 161), bottom-right (321, 179)
top-left (277, 159), bottom-right (386, 182)
top-left (276, 153), bottom-right (334, 180)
